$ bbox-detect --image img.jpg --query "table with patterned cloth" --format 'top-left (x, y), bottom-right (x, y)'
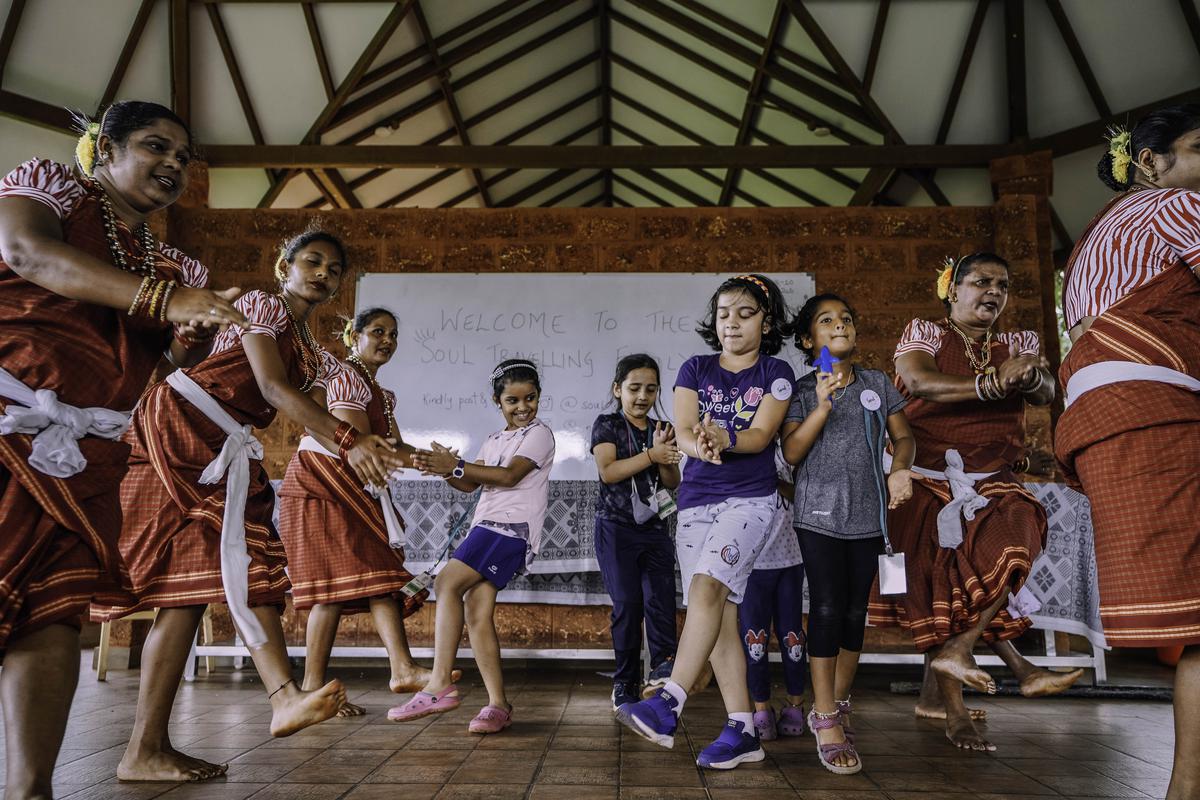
top-left (270, 479), bottom-right (1106, 648)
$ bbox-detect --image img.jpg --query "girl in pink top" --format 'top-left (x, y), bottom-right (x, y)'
top-left (388, 359), bottom-right (555, 734)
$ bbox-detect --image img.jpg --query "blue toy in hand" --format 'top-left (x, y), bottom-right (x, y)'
top-left (813, 345), bottom-right (839, 375)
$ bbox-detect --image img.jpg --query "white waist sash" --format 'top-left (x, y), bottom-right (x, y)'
top-left (0, 366), bottom-right (131, 478)
top-left (165, 370), bottom-right (268, 648)
top-left (909, 451), bottom-right (1041, 620)
top-left (1064, 361), bottom-right (1200, 408)
top-left (297, 435), bottom-right (405, 549)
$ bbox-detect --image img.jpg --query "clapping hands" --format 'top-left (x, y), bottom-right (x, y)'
top-left (647, 422), bottom-right (682, 466)
top-left (410, 441), bottom-right (460, 477)
top-left (693, 413), bottom-right (730, 464)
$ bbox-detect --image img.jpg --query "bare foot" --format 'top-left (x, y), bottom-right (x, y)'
top-left (166, 744), bottom-right (228, 777)
top-left (117, 748), bottom-right (226, 782)
top-left (337, 701), bottom-right (367, 717)
top-left (390, 666), bottom-right (462, 694)
top-left (931, 650), bottom-right (996, 695)
top-left (1019, 667), bottom-right (1084, 698)
top-left (915, 701), bottom-right (987, 721)
top-left (945, 712), bottom-right (996, 752)
top-left (270, 679), bottom-right (345, 737)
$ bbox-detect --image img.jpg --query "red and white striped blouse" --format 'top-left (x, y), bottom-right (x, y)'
top-left (1063, 188), bottom-right (1200, 329)
top-left (325, 363), bottom-right (395, 413)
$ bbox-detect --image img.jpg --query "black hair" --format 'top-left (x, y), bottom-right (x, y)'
top-left (342, 307), bottom-right (396, 349)
top-left (941, 252), bottom-right (1009, 313)
top-left (1097, 104), bottom-right (1200, 191)
top-left (491, 358), bottom-right (540, 402)
top-left (792, 293), bottom-right (858, 365)
top-left (274, 226), bottom-right (349, 284)
top-left (75, 100), bottom-right (194, 152)
top-left (606, 353), bottom-right (663, 410)
top-left (695, 274), bottom-right (791, 356)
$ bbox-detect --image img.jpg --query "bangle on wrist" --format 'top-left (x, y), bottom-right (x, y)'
top-left (724, 428), bottom-right (738, 451)
top-left (333, 421), bottom-right (358, 459)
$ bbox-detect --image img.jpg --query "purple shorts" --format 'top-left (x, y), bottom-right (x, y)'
top-left (452, 525), bottom-right (528, 589)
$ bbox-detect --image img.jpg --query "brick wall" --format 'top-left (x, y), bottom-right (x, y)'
top-left (138, 162), bottom-right (1053, 650)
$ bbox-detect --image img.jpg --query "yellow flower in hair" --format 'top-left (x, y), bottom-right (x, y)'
top-left (1108, 127), bottom-right (1132, 185)
top-left (74, 122), bottom-right (100, 176)
top-left (341, 319), bottom-right (355, 348)
top-left (935, 256), bottom-right (955, 300)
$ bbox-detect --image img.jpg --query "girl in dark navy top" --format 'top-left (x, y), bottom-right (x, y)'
top-left (591, 354), bottom-right (682, 711)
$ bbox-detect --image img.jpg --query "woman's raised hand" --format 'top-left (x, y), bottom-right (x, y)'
top-left (345, 434), bottom-right (402, 488)
top-left (165, 286), bottom-right (248, 332)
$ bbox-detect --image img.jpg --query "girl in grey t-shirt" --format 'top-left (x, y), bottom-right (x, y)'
top-left (781, 294), bottom-right (916, 776)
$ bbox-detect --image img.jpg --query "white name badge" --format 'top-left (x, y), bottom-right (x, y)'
top-left (878, 552), bottom-right (907, 595)
top-left (860, 389), bottom-right (882, 412)
top-left (401, 570), bottom-right (433, 597)
top-left (654, 488), bottom-right (678, 520)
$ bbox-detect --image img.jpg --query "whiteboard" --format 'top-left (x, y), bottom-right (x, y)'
top-left (357, 272), bottom-right (815, 480)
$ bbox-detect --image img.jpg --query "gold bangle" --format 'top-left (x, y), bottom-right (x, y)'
top-left (158, 281), bottom-right (177, 322)
top-left (146, 280), bottom-right (165, 320)
top-left (128, 275), bottom-right (153, 316)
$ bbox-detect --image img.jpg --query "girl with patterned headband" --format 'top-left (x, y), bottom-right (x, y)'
top-left (616, 273), bottom-right (795, 771)
top-left (391, 359), bottom-right (556, 735)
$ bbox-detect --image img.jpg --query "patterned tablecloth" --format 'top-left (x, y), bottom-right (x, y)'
top-left (272, 479), bottom-right (1107, 647)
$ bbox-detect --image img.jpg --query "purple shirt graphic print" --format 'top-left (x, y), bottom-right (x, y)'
top-left (674, 353), bottom-right (795, 510)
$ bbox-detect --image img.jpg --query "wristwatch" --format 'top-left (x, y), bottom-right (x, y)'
top-left (451, 459), bottom-right (466, 479)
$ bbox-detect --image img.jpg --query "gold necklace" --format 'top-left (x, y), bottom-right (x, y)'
top-left (946, 318), bottom-right (995, 375)
top-left (347, 352), bottom-right (395, 438)
top-left (278, 293), bottom-right (321, 392)
top-left (90, 179), bottom-right (157, 276)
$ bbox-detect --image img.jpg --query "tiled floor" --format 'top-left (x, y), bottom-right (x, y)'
top-left (8, 654), bottom-right (1174, 799)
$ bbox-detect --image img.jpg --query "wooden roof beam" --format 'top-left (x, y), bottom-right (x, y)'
top-left (610, 10), bottom-right (868, 149)
top-left (1004, 0), bottom-right (1028, 142)
top-left (610, 119), bottom-right (769, 206)
top-left (613, 172), bottom-right (673, 207)
top-left (358, 0), bottom-right (533, 87)
top-left (205, 143), bottom-right (1027, 170)
top-left (540, 172), bottom-right (605, 207)
top-left (339, 4), bottom-right (596, 145)
top-left (665, 0), bottom-right (840, 84)
top-left (169, 0), bottom-right (191, 125)
top-left (0, 0), bottom-right (25, 88)
top-left (412, 0), bottom-right (491, 206)
top-left (101, 0), bottom-right (155, 109)
top-left (599, 0), bottom-right (613, 206)
top-left (331, 0), bottom-right (576, 130)
top-left (936, 0), bottom-right (989, 144)
top-left (720, 0), bottom-right (787, 205)
top-left (862, 0), bottom-right (890, 93)
top-left (783, 0), bottom-right (950, 205)
top-left (302, 3), bottom-right (336, 101)
top-left (1046, 0), bottom-right (1109, 118)
top-left (626, 0), bottom-right (879, 130)
top-left (1181, 0), bottom-right (1200, 63)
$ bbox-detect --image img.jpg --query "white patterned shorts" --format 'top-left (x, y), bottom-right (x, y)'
top-left (675, 494), bottom-right (777, 606)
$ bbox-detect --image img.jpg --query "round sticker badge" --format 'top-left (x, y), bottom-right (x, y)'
top-left (770, 377), bottom-right (793, 401)
top-left (859, 388), bottom-right (882, 411)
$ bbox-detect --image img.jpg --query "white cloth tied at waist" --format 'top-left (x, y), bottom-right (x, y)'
top-left (165, 370), bottom-right (268, 648)
top-left (1064, 361), bottom-right (1200, 408)
top-left (0, 366), bottom-right (131, 478)
top-left (907, 449), bottom-right (1042, 621)
top-left (297, 435), bottom-right (406, 549)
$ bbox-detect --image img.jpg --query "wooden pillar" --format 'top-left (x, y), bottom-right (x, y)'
top-left (989, 150), bottom-right (1060, 470)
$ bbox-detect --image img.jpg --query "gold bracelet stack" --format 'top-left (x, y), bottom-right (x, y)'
top-left (128, 277), bottom-right (178, 321)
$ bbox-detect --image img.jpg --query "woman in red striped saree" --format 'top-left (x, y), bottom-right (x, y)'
top-left (1057, 104), bottom-right (1200, 800)
top-left (97, 230), bottom-right (403, 782)
top-left (0, 101), bottom-right (246, 796)
top-left (278, 308), bottom-right (450, 715)
top-left (867, 253), bottom-right (1079, 752)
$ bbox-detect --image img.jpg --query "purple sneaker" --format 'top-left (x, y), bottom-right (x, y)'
top-left (779, 703), bottom-right (806, 736)
top-left (753, 707), bottom-right (778, 741)
top-left (615, 689), bottom-right (678, 748)
top-left (697, 719), bottom-right (765, 770)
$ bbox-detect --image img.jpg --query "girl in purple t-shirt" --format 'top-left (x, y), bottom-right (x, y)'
top-left (616, 274), bottom-right (795, 771)
top-left (391, 359), bottom-right (555, 735)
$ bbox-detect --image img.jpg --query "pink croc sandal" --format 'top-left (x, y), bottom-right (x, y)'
top-left (468, 704), bottom-right (512, 734)
top-left (808, 708), bottom-right (862, 775)
top-left (387, 685), bottom-right (460, 722)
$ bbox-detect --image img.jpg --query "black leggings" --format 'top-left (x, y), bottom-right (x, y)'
top-left (797, 528), bottom-right (883, 658)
